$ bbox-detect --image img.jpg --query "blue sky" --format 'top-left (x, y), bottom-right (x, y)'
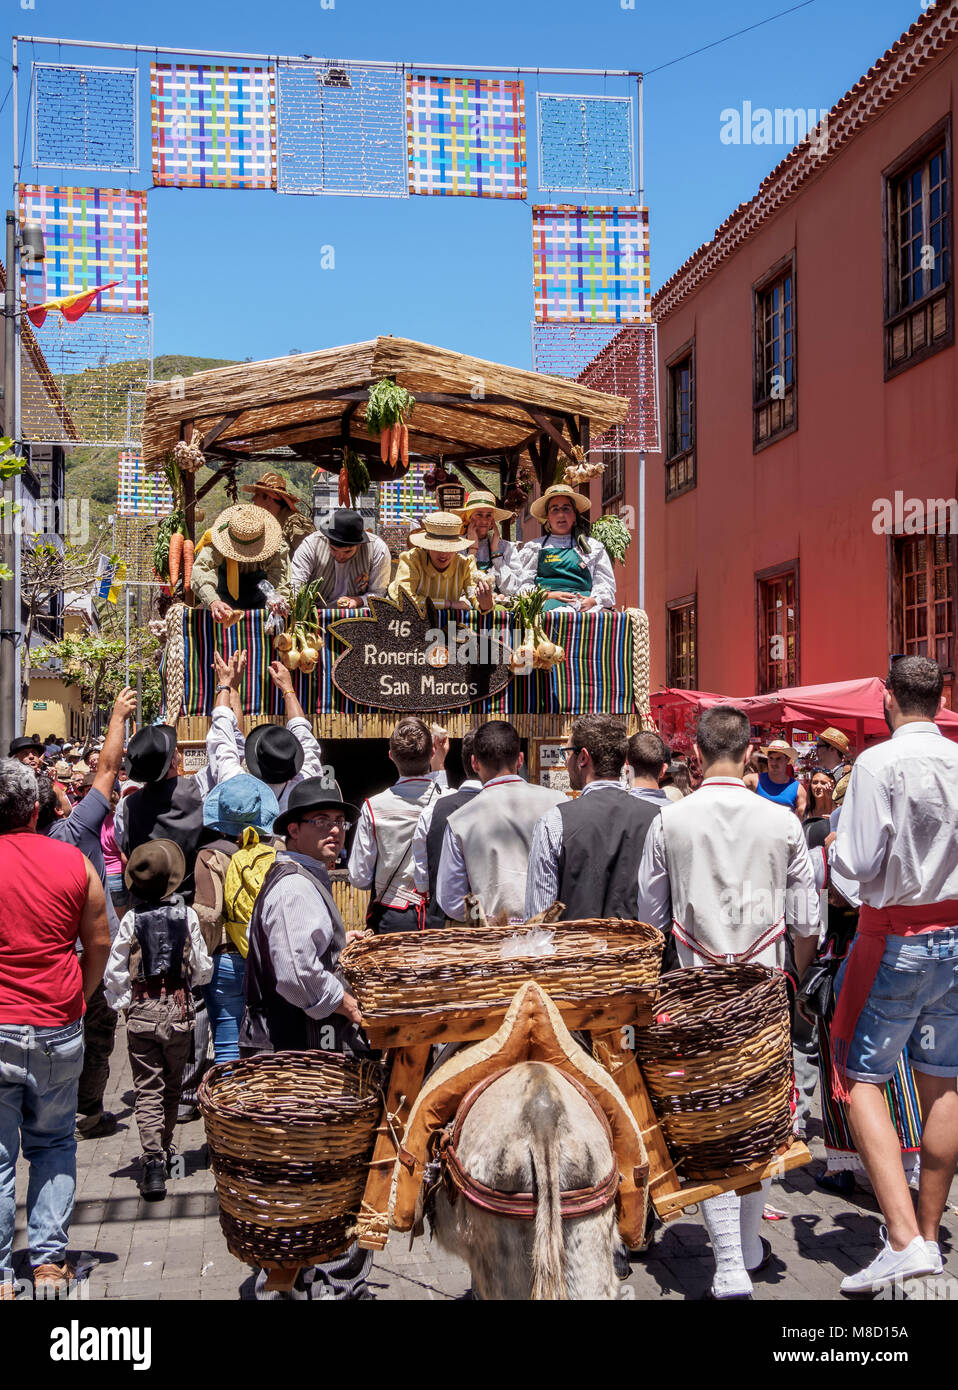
top-left (4, 0), bottom-right (929, 365)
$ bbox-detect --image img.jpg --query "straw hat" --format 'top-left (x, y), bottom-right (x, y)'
top-left (241, 471), bottom-right (302, 512)
top-left (529, 483), bottom-right (591, 525)
top-left (409, 511), bottom-right (474, 554)
top-left (455, 490), bottom-right (514, 524)
top-left (761, 739), bottom-right (800, 765)
top-left (816, 727), bottom-right (850, 756)
top-left (210, 504), bottom-right (283, 566)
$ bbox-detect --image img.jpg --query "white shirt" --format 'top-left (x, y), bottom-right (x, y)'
top-left (830, 721), bottom-right (958, 911)
top-left (524, 779), bottom-right (624, 918)
top-left (472, 537), bottom-right (521, 597)
top-left (513, 534), bottom-right (617, 610)
top-left (411, 778), bottom-right (482, 894)
top-left (103, 904), bottom-right (213, 1012)
top-left (257, 850), bottom-right (344, 1018)
top-left (290, 531), bottom-right (392, 603)
top-left (637, 776), bottom-right (820, 969)
top-left (206, 707), bottom-right (325, 813)
top-left (436, 774), bottom-right (525, 921)
top-left (347, 771), bottom-right (448, 890)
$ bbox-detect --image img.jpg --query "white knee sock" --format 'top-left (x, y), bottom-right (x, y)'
top-left (701, 1191), bottom-right (751, 1297)
top-left (741, 1179), bottom-right (771, 1270)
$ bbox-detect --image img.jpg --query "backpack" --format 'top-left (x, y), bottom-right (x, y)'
top-left (222, 827), bottom-right (277, 957)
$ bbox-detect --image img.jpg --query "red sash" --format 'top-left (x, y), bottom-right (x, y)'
top-left (830, 898), bottom-right (958, 1100)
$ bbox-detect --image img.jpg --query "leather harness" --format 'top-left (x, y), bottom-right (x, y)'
top-left (439, 1068), bottom-right (621, 1222)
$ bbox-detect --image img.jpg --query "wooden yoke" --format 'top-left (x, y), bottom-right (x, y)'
top-left (390, 983), bottom-right (650, 1249)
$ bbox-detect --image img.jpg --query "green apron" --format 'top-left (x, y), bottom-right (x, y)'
top-left (535, 542), bottom-right (592, 612)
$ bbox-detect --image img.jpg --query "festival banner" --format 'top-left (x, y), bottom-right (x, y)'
top-left (18, 185), bottom-right (148, 315)
top-left (406, 75), bottom-right (526, 198)
top-left (116, 450), bottom-right (174, 520)
top-left (151, 63), bottom-right (277, 189)
top-left (532, 205), bottom-right (650, 324)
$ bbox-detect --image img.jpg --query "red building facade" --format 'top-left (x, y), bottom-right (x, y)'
top-left (637, 6), bottom-right (958, 708)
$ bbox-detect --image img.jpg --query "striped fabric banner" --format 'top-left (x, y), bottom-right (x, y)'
top-left (19, 185), bottom-right (148, 314)
top-left (180, 607), bottom-right (635, 717)
top-left (819, 1016), bottom-right (921, 1159)
top-left (533, 204), bottom-right (650, 324)
top-left (407, 75), bottom-right (526, 198)
top-left (151, 63), bottom-right (276, 189)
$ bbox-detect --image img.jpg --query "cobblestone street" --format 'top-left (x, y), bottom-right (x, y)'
top-left (11, 1027), bottom-right (958, 1302)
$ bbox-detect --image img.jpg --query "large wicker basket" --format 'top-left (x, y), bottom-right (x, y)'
top-left (633, 965), bottom-right (793, 1180)
top-left (339, 919), bottom-right (664, 1020)
top-left (198, 1051), bottom-right (383, 1269)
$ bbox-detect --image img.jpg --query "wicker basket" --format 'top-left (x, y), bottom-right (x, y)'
top-left (339, 919), bottom-right (664, 1020)
top-left (633, 965), bottom-right (793, 1180)
top-left (198, 1051), bottom-right (383, 1269)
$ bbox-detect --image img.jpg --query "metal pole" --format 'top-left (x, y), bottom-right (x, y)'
top-left (636, 74), bottom-right (647, 615)
top-left (135, 583), bottom-right (142, 724)
top-left (16, 34), bottom-right (639, 77)
top-left (124, 584), bottom-right (130, 691)
top-left (0, 212), bottom-right (15, 752)
top-left (11, 38), bottom-right (21, 738)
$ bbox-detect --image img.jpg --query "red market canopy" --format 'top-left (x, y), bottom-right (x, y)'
top-left (651, 677), bottom-right (958, 744)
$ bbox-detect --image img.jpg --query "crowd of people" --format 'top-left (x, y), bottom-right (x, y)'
top-left (191, 475), bottom-right (619, 622)
top-left (1, 653), bottom-right (955, 1303)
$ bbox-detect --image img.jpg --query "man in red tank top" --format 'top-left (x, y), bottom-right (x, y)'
top-left (0, 759), bottom-right (110, 1300)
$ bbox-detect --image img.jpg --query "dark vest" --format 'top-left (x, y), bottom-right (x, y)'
top-left (556, 788), bottom-right (659, 921)
top-left (130, 895), bottom-right (190, 987)
top-left (424, 785), bottom-right (480, 929)
top-left (215, 564), bottom-right (268, 609)
top-left (240, 859), bottom-right (353, 1055)
top-left (121, 777), bottom-right (205, 902)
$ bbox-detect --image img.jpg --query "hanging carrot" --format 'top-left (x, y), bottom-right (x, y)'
top-left (390, 420), bottom-right (400, 467)
top-left (168, 530), bottom-right (184, 588)
top-left (380, 425), bottom-right (392, 463)
top-left (182, 538), bottom-right (195, 594)
top-left (338, 464), bottom-right (350, 506)
top-left (399, 420), bottom-right (409, 469)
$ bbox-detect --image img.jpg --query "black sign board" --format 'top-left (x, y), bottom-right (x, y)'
top-left (328, 590), bottom-right (512, 712)
top-left (436, 481), bottom-right (466, 513)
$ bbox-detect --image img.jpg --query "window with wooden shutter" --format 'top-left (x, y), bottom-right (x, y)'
top-left (753, 253), bottom-right (797, 452)
top-left (884, 117), bottom-right (953, 379)
top-left (667, 595), bottom-right (697, 689)
top-left (756, 561), bottom-right (799, 693)
top-left (665, 342), bottom-right (695, 500)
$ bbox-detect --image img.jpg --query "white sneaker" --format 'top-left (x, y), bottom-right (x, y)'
top-left (925, 1240), bottom-right (944, 1275)
top-left (841, 1228), bottom-right (939, 1294)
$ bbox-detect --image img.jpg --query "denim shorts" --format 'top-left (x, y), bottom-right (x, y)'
top-left (835, 927), bottom-right (958, 1082)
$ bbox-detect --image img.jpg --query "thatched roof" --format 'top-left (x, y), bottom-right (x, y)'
top-left (141, 336), bottom-right (629, 479)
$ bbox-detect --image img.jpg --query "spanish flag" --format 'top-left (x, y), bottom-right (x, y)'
top-left (26, 280), bottom-right (121, 329)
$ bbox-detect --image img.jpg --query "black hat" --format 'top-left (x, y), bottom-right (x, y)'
top-left (124, 724), bottom-right (178, 782)
top-left (273, 777), bottom-right (358, 839)
top-left (245, 724), bottom-right (305, 784)
top-left (318, 509), bottom-right (368, 547)
top-left (9, 736), bottom-right (38, 756)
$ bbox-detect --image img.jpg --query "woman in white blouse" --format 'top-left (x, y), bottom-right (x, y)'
top-left (456, 490), bottom-right (522, 600)
top-left (514, 483), bottom-right (616, 611)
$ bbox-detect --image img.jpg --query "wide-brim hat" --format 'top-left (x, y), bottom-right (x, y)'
top-left (529, 483), bottom-right (592, 524)
top-left (54, 760), bottom-right (71, 779)
top-left (318, 508), bottom-right (370, 547)
top-left (455, 490), bottom-right (514, 524)
top-left (9, 736), bottom-right (38, 756)
top-left (409, 511), bottom-right (473, 554)
top-left (203, 772), bottom-right (280, 837)
top-left (124, 838), bottom-right (186, 901)
top-left (761, 739), bottom-right (801, 764)
top-left (273, 777), bottom-right (359, 839)
top-left (816, 726), bottom-right (850, 756)
top-left (210, 504), bottom-right (284, 566)
top-left (241, 471), bottom-right (302, 512)
top-left (125, 724), bottom-right (177, 782)
top-left (245, 723), bottom-right (305, 784)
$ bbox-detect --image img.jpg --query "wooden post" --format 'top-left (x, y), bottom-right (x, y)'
top-left (356, 1045), bottom-right (431, 1251)
top-left (593, 1030), bottom-right (683, 1222)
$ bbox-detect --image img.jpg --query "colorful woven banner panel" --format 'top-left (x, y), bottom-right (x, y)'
top-left (116, 451), bottom-right (174, 519)
top-left (406, 76), bottom-right (526, 198)
top-left (151, 63), bottom-right (276, 189)
top-left (533, 205), bottom-right (650, 324)
top-left (180, 607), bottom-right (635, 717)
top-left (33, 63), bottom-right (139, 172)
top-left (537, 94), bottom-right (634, 195)
top-left (19, 186), bottom-right (148, 315)
top-left (379, 461), bottom-right (429, 527)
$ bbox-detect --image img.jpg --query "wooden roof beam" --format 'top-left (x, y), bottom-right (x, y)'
top-left (528, 410), bottom-right (578, 463)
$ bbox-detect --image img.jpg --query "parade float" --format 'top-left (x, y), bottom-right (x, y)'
top-left (144, 336), bottom-right (655, 927)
